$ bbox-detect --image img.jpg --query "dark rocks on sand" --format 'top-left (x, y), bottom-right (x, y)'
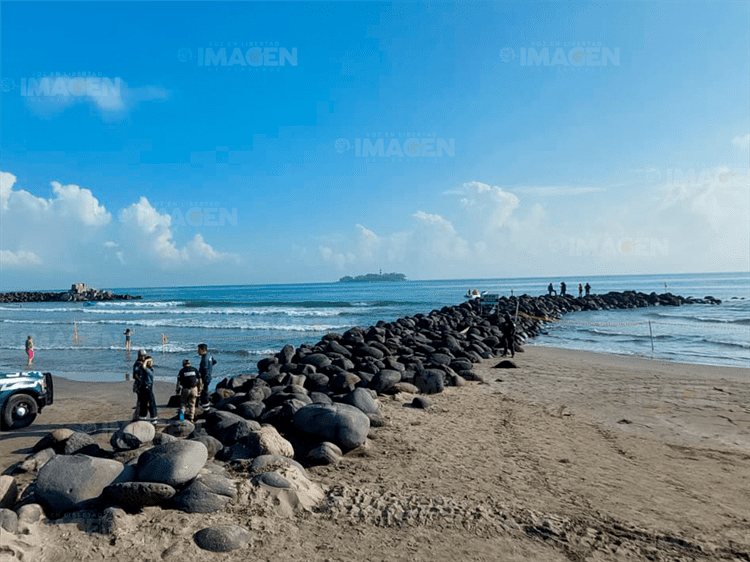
top-left (293, 403), bottom-right (370, 450)
top-left (306, 442), bottom-right (343, 465)
top-left (194, 525), bottom-right (252, 552)
top-left (35, 455), bottom-right (133, 514)
top-left (370, 369), bottom-right (401, 394)
top-left (414, 368), bottom-right (446, 395)
top-left (111, 421), bottom-right (156, 450)
top-left (411, 396), bottom-right (434, 409)
top-left (136, 440), bottom-right (208, 487)
top-left (171, 476), bottom-right (237, 513)
top-left (189, 434), bottom-right (223, 458)
top-left (103, 482), bottom-right (176, 512)
top-left (341, 387), bottom-right (380, 415)
top-left (252, 471), bottom-right (292, 489)
top-left (164, 420), bottom-right (196, 438)
top-left (63, 431), bottom-right (100, 456)
top-left (250, 455), bottom-right (307, 478)
top-left (494, 360), bottom-right (518, 369)
top-left (32, 428), bottom-right (74, 454)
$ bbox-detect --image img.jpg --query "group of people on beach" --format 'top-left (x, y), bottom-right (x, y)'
top-left (131, 343), bottom-right (215, 423)
top-left (548, 282), bottom-right (591, 297)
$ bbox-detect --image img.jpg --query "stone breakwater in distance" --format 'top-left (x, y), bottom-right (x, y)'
top-left (0, 288), bottom-right (141, 303)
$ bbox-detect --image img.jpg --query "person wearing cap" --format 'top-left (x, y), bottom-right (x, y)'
top-left (176, 359), bottom-right (201, 422)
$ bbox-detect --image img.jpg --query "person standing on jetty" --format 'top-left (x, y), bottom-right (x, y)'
top-left (197, 343), bottom-right (216, 411)
top-left (578, 283), bottom-right (583, 298)
top-left (25, 335), bottom-right (34, 367)
top-left (123, 328), bottom-right (132, 352)
top-left (585, 282), bottom-right (591, 297)
top-left (176, 359), bottom-right (200, 422)
top-left (547, 283), bottom-right (556, 296)
top-left (136, 354), bottom-right (157, 421)
top-left (560, 281), bottom-right (567, 296)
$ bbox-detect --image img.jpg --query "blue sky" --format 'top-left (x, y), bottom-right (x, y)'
top-left (1, 1), bottom-right (748, 290)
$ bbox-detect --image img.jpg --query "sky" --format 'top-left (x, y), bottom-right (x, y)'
top-left (0, 1), bottom-right (748, 290)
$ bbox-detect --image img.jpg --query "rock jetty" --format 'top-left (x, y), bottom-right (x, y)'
top-left (0, 282), bottom-right (141, 303)
top-left (0, 290), bottom-right (721, 548)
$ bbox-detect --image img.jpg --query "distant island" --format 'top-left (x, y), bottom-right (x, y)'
top-left (339, 272), bottom-right (407, 283)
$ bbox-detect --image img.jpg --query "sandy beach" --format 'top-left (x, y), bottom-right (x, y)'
top-left (1, 346), bottom-right (748, 561)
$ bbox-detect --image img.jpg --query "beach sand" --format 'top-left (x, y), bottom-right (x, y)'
top-left (1, 347), bottom-right (748, 561)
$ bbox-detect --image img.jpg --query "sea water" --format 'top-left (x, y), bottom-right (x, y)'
top-left (0, 272), bottom-right (747, 384)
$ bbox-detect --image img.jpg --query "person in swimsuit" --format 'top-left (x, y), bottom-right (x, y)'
top-left (25, 335), bottom-right (34, 367)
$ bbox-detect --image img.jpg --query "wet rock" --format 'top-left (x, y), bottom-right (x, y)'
top-left (493, 360), bottom-right (518, 369)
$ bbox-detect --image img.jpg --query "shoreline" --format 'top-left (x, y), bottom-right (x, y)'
top-left (2, 346), bottom-right (747, 474)
top-left (1, 345), bottom-right (748, 561)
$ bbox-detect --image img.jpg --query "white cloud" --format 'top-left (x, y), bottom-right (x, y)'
top-left (0, 172), bottom-right (238, 284)
top-left (118, 197), bottom-right (238, 265)
top-left (0, 250), bottom-right (41, 268)
top-left (732, 133), bottom-right (750, 149)
top-left (22, 78), bottom-right (169, 119)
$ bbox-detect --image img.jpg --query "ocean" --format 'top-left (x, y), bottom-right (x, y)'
top-left (1, 272), bottom-right (748, 385)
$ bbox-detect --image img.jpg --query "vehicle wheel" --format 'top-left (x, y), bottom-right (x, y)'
top-left (2, 393), bottom-right (38, 429)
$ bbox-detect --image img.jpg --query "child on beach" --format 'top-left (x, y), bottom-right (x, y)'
top-left (25, 335), bottom-right (34, 367)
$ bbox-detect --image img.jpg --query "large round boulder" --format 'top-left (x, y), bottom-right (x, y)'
top-left (110, 421), bottom-right (156, 450)
top-left (136, 440), bottom-right (208, 487)
top-left (292, 403), bottom-right (370, 450)
top-left (36, 455), bottom-right (132, 514)
top-left (370, 369), bottom-right (401, 394)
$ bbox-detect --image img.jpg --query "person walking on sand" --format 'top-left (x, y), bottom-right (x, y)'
top-left (123, 328), bottom-right (132, 352)
top-left (578, 283), bottom-right (583, 298)
top-left (197, 343), bottom-right (216, 411)
top-left (25, 335), bottom-right (34, 367)
top-left (500, 313), bottom-right (516, 358)
top-left (176, 359), bottom-right (200, 422)
top-left (136, 355), bottom-right (157, 422)
top-left (585, 282), bottom-right (591, 297)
